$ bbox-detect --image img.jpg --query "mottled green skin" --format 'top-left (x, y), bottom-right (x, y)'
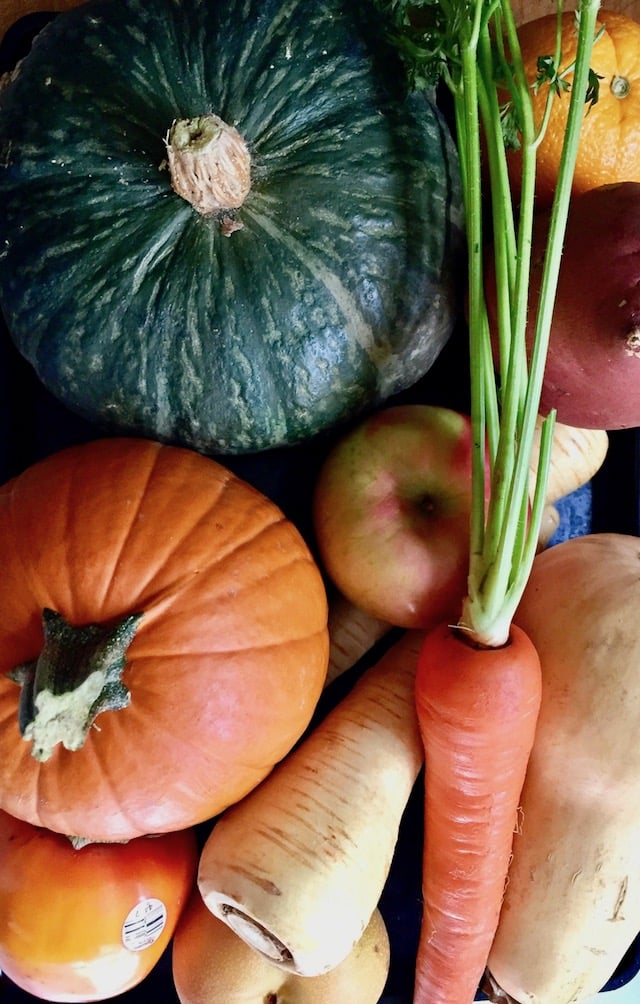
top-left (0, 0), bottom-right (463, 453)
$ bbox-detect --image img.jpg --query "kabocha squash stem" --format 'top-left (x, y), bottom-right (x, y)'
top-left (166, 114), bottom-right (252, 215)
top-left (9, 607), bottom-right (141, 763)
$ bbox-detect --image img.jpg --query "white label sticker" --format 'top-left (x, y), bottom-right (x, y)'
top-left (121, 898), bottom-right (167, 951)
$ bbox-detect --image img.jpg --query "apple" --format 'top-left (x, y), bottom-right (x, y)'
top-left (312, 403), bottom-right (482, 630)
top-left (172, 891), bottom-right (390, 1004)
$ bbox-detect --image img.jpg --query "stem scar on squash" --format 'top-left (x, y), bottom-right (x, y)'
top-left (165, 113), bottom-right (252, 216)
top-left (610, 74), bottom-right (631, 99)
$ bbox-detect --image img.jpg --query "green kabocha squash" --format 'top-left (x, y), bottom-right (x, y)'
top-left (0, 0), bottom-right (463, 454)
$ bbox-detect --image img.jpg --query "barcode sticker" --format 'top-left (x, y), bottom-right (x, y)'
top-left (121, 898), bottom-right (167, 951)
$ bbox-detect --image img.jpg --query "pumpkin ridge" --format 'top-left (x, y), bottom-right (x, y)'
top-left (3, 497), bottom-right (44, 618)
top-left (49, 716), bottom-right (146, 839)
top-left (71, 441), bottom-right (168, 614)
top-left (93, 447), bottom-right (236, 612)
top-left (129, 623), bottom-right (329, 660)
top-left (132, 528), bottom-right (318, 632)
top-left (108, 484), bottom-right (290, 619)
top-left (4, 471), bottom-right (76, 620)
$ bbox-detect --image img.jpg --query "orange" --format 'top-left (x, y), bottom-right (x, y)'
top-left (507, 10), bottom-right (640, 205)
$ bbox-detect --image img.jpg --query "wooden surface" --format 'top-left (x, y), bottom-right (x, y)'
top-left (512, 0), bottom-right (640, 20)
top-left (2, 0), bottom-right (640, 45)
top-left (1, 0), bottom-right (82, 43)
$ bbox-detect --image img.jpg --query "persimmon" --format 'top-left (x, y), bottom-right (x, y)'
top-left (507, 10), bottom-right (640, 206)
top-left (0, 808), bottom-right (198, 1001)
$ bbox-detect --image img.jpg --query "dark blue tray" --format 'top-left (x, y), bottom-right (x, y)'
top-left (1, 10), bottom-right (640, 1004)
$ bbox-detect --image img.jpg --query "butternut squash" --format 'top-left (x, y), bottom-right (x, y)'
top-left (487, 533), bottom-right (640, 1003)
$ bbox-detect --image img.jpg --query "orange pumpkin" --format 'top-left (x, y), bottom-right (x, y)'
top-left (507, 10), bottom-right (640, 206)
top-left (0, 808), bottom-right (198, 1001)
top-left (0, 438), bottom-right (329, 840)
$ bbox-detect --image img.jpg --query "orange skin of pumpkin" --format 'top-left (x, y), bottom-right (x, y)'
top-left (0, 438), bottom-right (329, 841)
top-left (0, 808), bottom-right (198, 1002)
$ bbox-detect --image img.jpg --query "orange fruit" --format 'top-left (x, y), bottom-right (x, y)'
top-left (507, 10), bottom-right (640, 206)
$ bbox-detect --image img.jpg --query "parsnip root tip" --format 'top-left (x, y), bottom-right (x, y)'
top-left (219, 903), bottom-right (294, 967)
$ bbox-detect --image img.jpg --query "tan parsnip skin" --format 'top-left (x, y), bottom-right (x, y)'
top-left (172, 890), bottom-right (390, 1004)
top-left (488, 533), bottom-right (640, 1004)
top-left (325, 591), bottom-right (392, 685)
top-left (528, 418), bottom-right (608, 551)
top-left (197, 630), bottom-right (425, 977)
top-left (528, 418), bottom-right (608, 506)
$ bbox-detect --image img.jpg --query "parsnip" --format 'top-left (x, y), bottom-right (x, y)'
top-left (487, 533), bottom-right (640, 1003)
top-left (197, 629), bottom-right (424, 977)
top-left (325, 591), bottom-right (392, 685)
top-left (528, 417), bottom-right (608, 506)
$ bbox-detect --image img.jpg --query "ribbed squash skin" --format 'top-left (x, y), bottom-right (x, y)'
top-left (0, 438), bottom-right (329, 841)
top-left (0, 0), bottom-right (463, 454)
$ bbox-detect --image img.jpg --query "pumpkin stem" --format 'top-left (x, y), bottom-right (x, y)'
top-left (166, 113), bottom-right (251, 216)
top-left (8, 608), bottom-right (142, 763)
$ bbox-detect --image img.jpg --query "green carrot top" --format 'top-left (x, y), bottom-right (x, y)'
top-left (373, 0), bottom-right (602, 646)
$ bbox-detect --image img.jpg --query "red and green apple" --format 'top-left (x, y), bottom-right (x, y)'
top-left (312, 403), bottom-right (482, 630)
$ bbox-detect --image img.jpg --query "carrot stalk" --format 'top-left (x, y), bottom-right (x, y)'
top-left (197, 629), bottom-right (424, 977)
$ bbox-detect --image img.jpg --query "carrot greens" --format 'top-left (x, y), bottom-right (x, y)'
top-left (376, 0), bottom-right (602, 646)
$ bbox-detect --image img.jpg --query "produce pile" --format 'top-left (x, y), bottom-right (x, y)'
top-left (1, 1), bottom-right (640, 1003)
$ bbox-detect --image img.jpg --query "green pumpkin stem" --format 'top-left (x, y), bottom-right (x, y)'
top-left (165, 113), bottom-right (251, 216)
top-left (9, 608), bottom-right (142, 763)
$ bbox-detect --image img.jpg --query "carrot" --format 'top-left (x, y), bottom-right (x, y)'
top-left (414, 622), bottom-right (541, 1003)
top-left (197, 629), bottom-right (424, 978)
top-left (373, 2), bottom-right (602, 1002)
